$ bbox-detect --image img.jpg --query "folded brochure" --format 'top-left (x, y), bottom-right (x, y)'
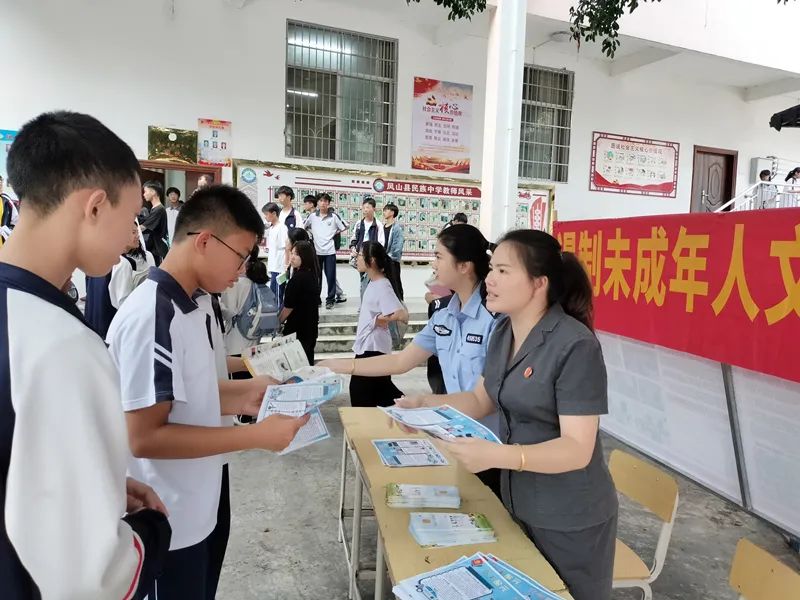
top-left (381, 405), bottom-right (501, 443)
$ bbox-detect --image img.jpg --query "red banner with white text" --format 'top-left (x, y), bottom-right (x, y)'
top-left (553, 209), bottom-right (800, 383)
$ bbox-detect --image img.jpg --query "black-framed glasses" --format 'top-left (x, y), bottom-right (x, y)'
top-left (187, 232), bottom-right (250, 269)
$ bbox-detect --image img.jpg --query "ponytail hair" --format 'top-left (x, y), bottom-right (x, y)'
top-left (437, 223), bottom-right (493, 281)
top-left (361, 240), bottom-right (391, 274)
top-left (246, 246), bottom-right (269, 284)
top-left (785, 167), bottom-right (800, 182)
top-left (498, 229), bottom-right (594, 331)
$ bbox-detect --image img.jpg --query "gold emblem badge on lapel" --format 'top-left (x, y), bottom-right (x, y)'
top-left (523, 366), bottom-right (534, 379)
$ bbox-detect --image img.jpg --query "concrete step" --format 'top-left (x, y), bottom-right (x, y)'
top-left (317, 320), bottom-right (427, 337)
top-left (315, 332), bottom-right (416, 354)
top-left (318, 309), bottom-right (428, 324)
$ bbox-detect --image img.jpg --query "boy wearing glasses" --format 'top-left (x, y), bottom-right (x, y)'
top-left (107, 185), bottom-right (309, 597)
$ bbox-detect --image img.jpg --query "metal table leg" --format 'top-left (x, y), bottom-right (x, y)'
top-left (349, 452), bottom-right (363, 600)
top-left (337, 434), bottom-right (348, 543)
top-left (374, 530), bottom-right (386, 600)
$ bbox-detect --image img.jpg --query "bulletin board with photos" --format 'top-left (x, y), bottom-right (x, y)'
top-left (234, 161), bottom-right (484, 259)
top-left (233, 161), bottom-right (553, 260)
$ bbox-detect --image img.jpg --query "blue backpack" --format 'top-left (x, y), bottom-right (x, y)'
top-left (232, 283), bottom-right (280, 341)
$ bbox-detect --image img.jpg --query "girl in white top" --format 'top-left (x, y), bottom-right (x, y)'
top-left (109, 221), bottom-right (156, 308)
top-left (349, 241), bottom-right (408, 407)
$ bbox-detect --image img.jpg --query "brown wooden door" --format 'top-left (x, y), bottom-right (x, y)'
top-left (691, 148), bottom-right (737, 212)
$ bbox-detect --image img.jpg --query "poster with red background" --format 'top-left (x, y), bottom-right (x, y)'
top-left (554, 209), bottom-right (800, 383)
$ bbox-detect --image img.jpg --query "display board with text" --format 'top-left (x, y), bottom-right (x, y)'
top-left (235, 162), bottom-right (552, 259)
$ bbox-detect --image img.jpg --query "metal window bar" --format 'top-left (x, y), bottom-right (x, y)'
top-left (519, 65), bottom-right (574, 183)
top-left (286, 21), bottom-right (397, 166)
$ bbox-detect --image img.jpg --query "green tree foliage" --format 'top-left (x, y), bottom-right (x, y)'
top-left (570, 0), bottom-right (792, 59)
top-left (406, 0), bottom-right (487, 21)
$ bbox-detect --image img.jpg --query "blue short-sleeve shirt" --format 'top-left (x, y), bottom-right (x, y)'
top-left (413, 287), bottom-right (497, 396)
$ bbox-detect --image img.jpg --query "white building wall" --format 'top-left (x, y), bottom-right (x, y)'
top-left (3, 1), bottom-right (796, 223)
top-left (526, 0), bottom-right (800, 76)
top-left (529, 45), bottom-right (800, 221)
top-left (0, 0), bottom-right (487, 181)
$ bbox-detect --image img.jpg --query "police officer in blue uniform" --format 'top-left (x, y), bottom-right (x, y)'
top-left (320, 224), bottom-right (501, 495)
top-left (398, 230), bottom-right (618, 600)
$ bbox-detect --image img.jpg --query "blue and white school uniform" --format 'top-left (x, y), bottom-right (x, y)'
top-left (107, 268), bottom-right (223, 552)
top-left (0, 263), bottom-right (153, 598)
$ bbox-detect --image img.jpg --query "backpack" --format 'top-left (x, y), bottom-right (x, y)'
top-left (232, 282), bottom-right (280, 341)
top-left (122, 255), bottom-right (150, 289)
top-left (333, 210), bottom-right (343, 250)
top-left (389, 300), bottom-right (410, 350)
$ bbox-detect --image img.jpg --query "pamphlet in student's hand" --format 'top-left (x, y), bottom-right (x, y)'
top-left (380, 405), bottom-right (501, 443)
top-left (256, 377), bottom-right (342, 423)
top-left (256, 376), bottom-right (343, 455)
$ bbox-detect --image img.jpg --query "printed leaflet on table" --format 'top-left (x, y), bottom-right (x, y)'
top-left (373, 439), bottom-right (449, 468)
top-left (393, 552), bottom-right (563, 600)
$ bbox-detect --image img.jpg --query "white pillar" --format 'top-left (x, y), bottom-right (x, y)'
top-left (480, 0), bottom-right (526, 242)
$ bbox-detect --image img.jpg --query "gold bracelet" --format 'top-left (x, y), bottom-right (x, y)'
top-left (351, 356), bottom-right (357, 376)
top-left (514, 443), bottom-right (526, 472)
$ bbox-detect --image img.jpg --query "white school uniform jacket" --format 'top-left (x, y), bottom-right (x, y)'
top-left (107, 268), bottom-right (222, 550)
top-left (0, 263), bottom-right (146, 598)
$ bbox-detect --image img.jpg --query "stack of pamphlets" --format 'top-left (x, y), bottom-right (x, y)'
top-left (380, 405), bottom-right (501, 443)
top-left (386, 484), bottom-right (461, 509)
top-left (409, 512), bottom-right (496, 548)
top-left (393, 552), bottom-right (564, 600)
top-left (373, 439), bottom-right (449, 467)
top-left (256, 376), bottom-right (342, 455)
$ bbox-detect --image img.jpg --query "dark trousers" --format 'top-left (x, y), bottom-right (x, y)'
top-left (427, 356), bottom-right (447, 394)
top-left (524, 515), bottom-right (618, 600)
top-left (206, 465), bottom-right (230, 599)
top-left (349, 351), bottom-right (403, 408)
top-left (317, 254), bottom-right (337, 302)
top-left (387, 259), bottom-right (404, 300)
top-left (298, 335), bottom-right (317, 365)
top-left (139, 534), bottom-right (210, 599)
top-left (269, 272), bottom-right (285, 308)
top-left (476, 468), bottom-right (502, 501)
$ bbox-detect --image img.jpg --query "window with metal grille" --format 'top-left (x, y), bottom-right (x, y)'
top-left (518, 65), bottom-right (574, 183)
top-left (285, 21), bottom-right (397, 166)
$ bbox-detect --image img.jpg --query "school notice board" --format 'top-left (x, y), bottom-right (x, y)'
top-left (234, 161), bottom-right (552, 259)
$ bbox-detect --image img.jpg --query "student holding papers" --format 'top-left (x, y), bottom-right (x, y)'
top-left (107, 186), bottom-right (310, 598)
top-left (395, 230), bottom-right (618, 600)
